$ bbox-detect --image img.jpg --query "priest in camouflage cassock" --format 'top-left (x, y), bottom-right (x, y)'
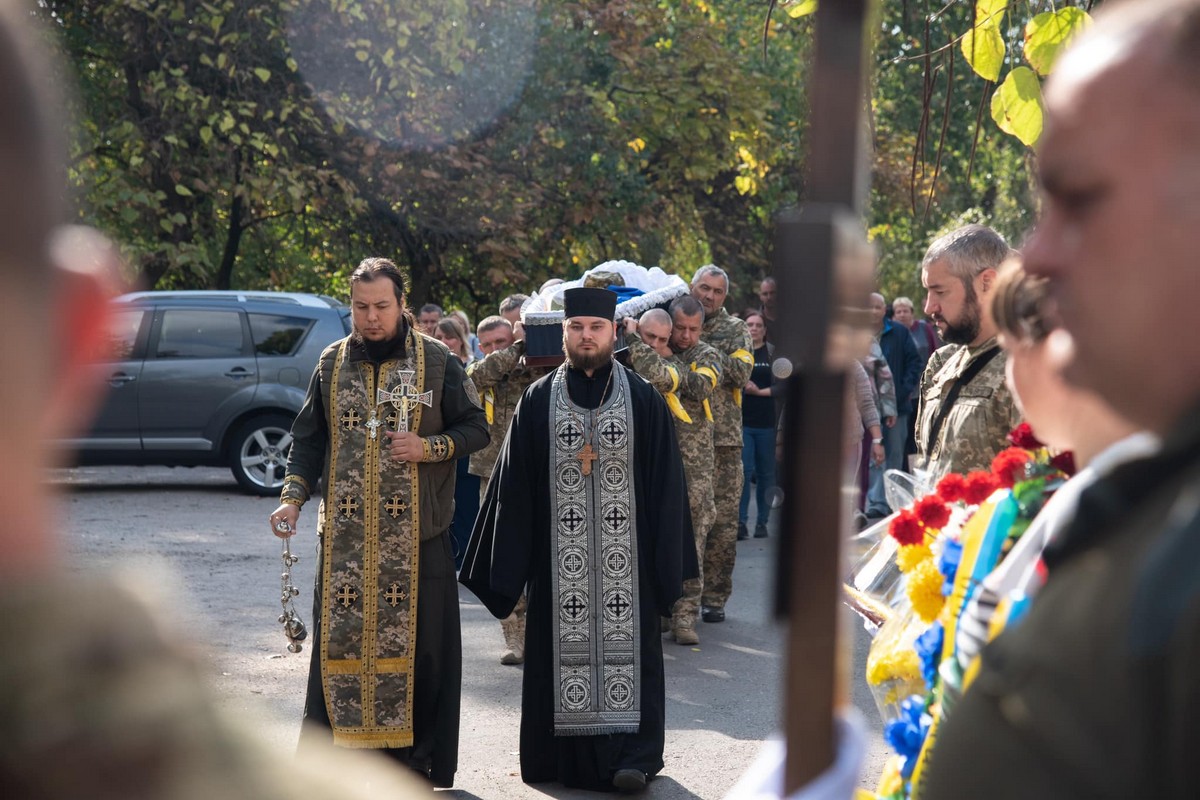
top-left (623, 298), bottom-right (721, 646)
top-left (269, 257), bottom-right (489, 788)
top-left (461, 287), bottom-right (695, 793)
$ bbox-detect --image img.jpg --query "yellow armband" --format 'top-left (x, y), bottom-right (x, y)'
top-left (692, 364), bottom-right (719, 390)
top-left (484, 388), bottom-right (495, 426)
top-left (663, 365), bottom-right (692, 423)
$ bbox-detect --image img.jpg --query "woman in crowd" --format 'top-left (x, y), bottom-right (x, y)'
top-left (434, 313), bottom-right (480, 566)
top-left (435, 316), bottom-right (473, 365)
top-left (893, 296), bottom-right (940, 461)
top-left (948, 259), bottom-right (1153, 680)
top-left (738, 310), bottom-right (777, 540)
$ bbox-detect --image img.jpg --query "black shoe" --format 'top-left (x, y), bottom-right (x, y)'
top-left (701, 606), bottom-right (725, 623)
top-left (754, 524), bottom-right (768, 539)
top-left (737, 522), bottom-right (749, 540)
top-left (613, 768), bottom-right (647, 793)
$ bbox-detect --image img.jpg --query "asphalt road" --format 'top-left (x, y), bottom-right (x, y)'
top-left (53, 465), bottom-right (888, 798)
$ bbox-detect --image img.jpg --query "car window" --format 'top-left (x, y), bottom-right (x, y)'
top-left (155, 309), bottom-right (245, 358)
top-left (104, 309), bottom-right (145, 360)
top-left (249, 313), bottom-right (314, 356)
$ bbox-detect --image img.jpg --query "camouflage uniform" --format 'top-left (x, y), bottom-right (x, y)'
top-left (625, 333), bottom-right (721, 640)
top-left (915, 338), bottom-right (1022, 480)
top-left (465, 339), bottom-right (549, 664)
top-left (0, 576), bottom-right (434, 800)
top-left (699, 308), bottom-right (755, 614)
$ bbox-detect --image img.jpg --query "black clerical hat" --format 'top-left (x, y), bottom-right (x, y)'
top-left (562, 287), bottom-right (617, 320)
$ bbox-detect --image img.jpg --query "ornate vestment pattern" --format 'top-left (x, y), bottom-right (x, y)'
top-left (548, 364), bottom-right (641, 736)
top-left (320, 331), bottom-right (426, 748)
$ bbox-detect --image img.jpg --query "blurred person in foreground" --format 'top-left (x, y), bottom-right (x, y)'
top-left (923, 1), bottom-right (1200, 796)
top-left (0, 2), bottom-right (432, 797)
top-left (945, 260), bottom-right (1152, 696)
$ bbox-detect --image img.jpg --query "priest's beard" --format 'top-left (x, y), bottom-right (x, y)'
top-left (937, 287), bottom-right (983, 346)
top-left (353, 327), bottom-right (405, 362)
top-left (564, 339), bottom-right (615, 373)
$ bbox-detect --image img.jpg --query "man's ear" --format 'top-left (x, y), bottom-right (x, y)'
top-left (41, 228), bottom-right (125, 445)
top-left (977, 267), bottom-right (998, 295)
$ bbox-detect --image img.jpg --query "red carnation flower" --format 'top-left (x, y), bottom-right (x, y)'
top-left (936, 473), bottom-right (967, 504)
top-left (1049, 450), bottom-right (1077, 476)
top-left (991, 448), bottom-right (1033, 489)
top-left (963, 471), bottom-right (999, 505)
top-left (888, 509), bottom-right (925, 547)
top-left (1007, 422), bottom-right (1044, 451)
top-left (914, 495), bottom-right (951, 530)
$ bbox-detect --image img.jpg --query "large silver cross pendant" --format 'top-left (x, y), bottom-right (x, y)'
top-left (377, 370), bottom-right (433, 433)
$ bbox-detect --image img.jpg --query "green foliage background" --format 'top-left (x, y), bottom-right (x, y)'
top-left (43, 0), bottom-right (1093, 322)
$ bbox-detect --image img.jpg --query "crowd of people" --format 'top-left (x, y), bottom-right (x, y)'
top-left (8, 0), bottom-right (1200, 797)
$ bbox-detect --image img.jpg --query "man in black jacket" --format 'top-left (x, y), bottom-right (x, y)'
top-left (865, 291), bottom-right (920, 518)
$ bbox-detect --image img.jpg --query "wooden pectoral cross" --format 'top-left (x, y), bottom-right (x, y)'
top-left (577, 441), bottom-right (598, 476)
top-left (377, 370), bottom-right (433, 434)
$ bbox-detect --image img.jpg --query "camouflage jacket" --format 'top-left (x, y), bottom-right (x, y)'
top-left (700, 308), bottom-right (754, 447)
top-left (915, 338), bottom-right (1022, 480)
top-left (624, 333), bottom-right (719, 473)
top-left (466, 339), bottom-right (549, 481)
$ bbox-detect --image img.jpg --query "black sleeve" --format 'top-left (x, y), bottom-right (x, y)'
top-left (284, 362), bottom-right (328, 489)
top-left (459, 382), bottom-right (544, 618)
top-left (440, 355), bottom-right (490, 457)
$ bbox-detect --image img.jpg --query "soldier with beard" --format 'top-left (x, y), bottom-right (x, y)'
top-left (914, 225), bottom-right (1023, 479)
top-left (461, 287), bottom-right (695, 793)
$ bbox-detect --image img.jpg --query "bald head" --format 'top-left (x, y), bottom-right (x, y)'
top-left (638, 308), bottom-right (672, 357)
top-left (1024, 0), bottom-right (1200, 433)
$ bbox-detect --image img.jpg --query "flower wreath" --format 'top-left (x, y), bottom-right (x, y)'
top-left (870, 423), bottom-right (1074, 799)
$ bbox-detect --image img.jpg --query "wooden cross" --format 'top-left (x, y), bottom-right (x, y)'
top-left (773, 0), bottom-right (875, 790)
top-left (336, 584), bottom-right (358, 608)
top-left (385, 495), bottom-right (408, 518)
top-left (576, 441), bottom-right (598, 476)
top-left (377, 369), bottom-right (433, 433)
top-left (384, 582), bottom-right (408, 607)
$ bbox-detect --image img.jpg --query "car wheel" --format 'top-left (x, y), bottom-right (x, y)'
top-left (229, 413), bottom-right (295, 496)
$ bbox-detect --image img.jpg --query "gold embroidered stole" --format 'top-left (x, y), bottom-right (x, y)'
top-left (320, 331), bottom-right (426, 748)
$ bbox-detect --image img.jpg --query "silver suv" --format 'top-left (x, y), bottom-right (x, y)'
top-left (66, 291), bottom-right (350, 495)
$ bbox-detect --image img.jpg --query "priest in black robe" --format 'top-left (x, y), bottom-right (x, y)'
top-left (461, 287), bottom-right (696, 793)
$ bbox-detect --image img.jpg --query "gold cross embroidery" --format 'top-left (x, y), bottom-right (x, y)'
top-left (338, 495), bottom-right (360, 519)
top-left (385, 496), bottom-right (408, 518)
top-left (340, 408), bottom-right (363, 430)
top-left (336, 584), bottom-right (359, 608)
top-left (384, 582), bottom-right (408, 607)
